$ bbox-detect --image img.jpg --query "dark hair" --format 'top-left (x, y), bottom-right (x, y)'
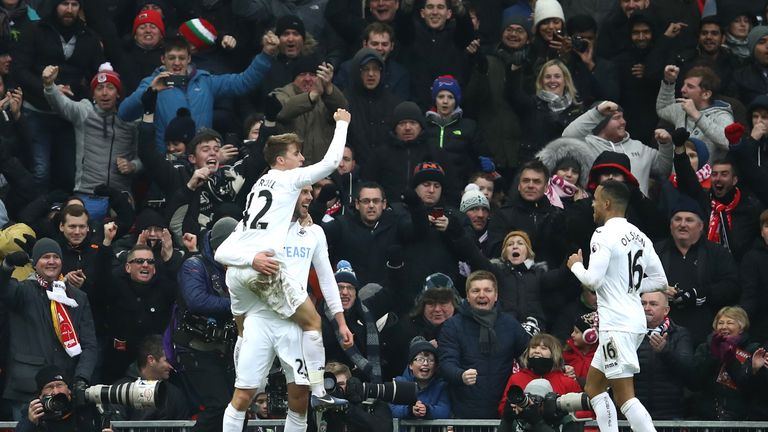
top-left (599, 179), bottom-right (630, 210)
top-left (685, 66), bottom-right (721, 95)
top-left (187, 128), bottom-right (222, 155)
top-left (61, 204), bottom-right (89, 223)
top-left (137, 334), bottom-right (165, 369)
top-left (243, 113), bottom-right (264, 138)
top-left (700, 15), bottom-right (724, 32)
top-left (711, 157), bottom-right (738, 176)
top-left (520, 159), bottom-right (550, 180)
top-left (363, 22), bottom-right (395, 43)
top-left (356, 181), bottom-right (386, 200)
top-left (566, 15), bottom-right (597, 34)
top-left (263, 133), bottom-right (302, 166)
top-left (163, 36), bottom-right (191, 55)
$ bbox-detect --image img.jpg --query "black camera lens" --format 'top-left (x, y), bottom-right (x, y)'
top-left (42, 393), bottom-right (69, 413)
top-left (507, 385), bottom-right (530, 408)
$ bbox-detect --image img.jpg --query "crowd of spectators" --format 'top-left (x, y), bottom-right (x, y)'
top-left (1, 0), bottom-right (768, 429)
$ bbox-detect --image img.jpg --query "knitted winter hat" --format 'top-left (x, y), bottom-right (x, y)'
top-left (164, 108), bottom-right (196, 144)
top-left (36, 365), bottom-right (70, 394)
top-left (32, 238), bottom-right (62, 264)
top-left (291, 54), bottom-right (321, 78)
top-left (275, 14), bottom-right (306, 39)
top-left (587, 151), bottom-right (638, 191)
top-left (411, 161), bottom-right (445, 188)
top-left (392, 101), bottom-right (426, 129)
top-left (686, 137), bottom-right (709, 170)
top-left (554, 156), bottom-right (581, 175)
top-left (431, 75), bottom-right (462, 105)
top-left (179, 18), bottom-right (218, 51)
top-left (408, 337), bottom-right (437, 363)
top-left (748, 25), bottom-right (768, 58)
top-left (501, 230), bottom-right (534, 260)
top-left (334, 260), bottom-right (359, 288)
top-left (133, 9), bottom-right (165, 36)
top-left (460, 183), bottom-right (490, 213)
top-left (90, 62), bottom-right (122, 95)
top-left (502, 14), bottom-right (532, 36)
top-left (424, 272), bottom-right (454, 291)
top-left (670, 194), bottom-right (705, 221)
top-left (533, 0), bottom-right (565, 30)
top-left (209, 217), bottom-right (238, 251)
top-left (135, 208), bottom-right (167, 232)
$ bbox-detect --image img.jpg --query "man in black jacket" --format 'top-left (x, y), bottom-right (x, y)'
top-left (635, 291), bottom-right (693, 420)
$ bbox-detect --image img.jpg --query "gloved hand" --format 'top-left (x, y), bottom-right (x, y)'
top-left (93, 183), bottom-right (116, 197)
top-left (521, 317), bottom-right (540, 337)
top-left (401, 189), bottom-right (422, 209)
top-left (671, 128), bottom-right (690, 147)
top-left (264, 94), bottom-right (283, 122)
top-left (13, 234), bottom-right (36, 256)
top-left (317, 183), bottom-right (339, 204)
top-left (724, 122), bottom-right (745, 145)
top-left (72, 378), bottom-right (88, 407)
top-left (479, 156), bottom-right (495, 173)
top-left (673, 286), bottom-right (705, 307)
top-left (3, 251), bottom-right (29, 268)
top-left (345, 377), bottom-right (364, 404)
top-left (386, 244), bottom-right (404, 267)
top-left (710, 333), bottom-right (739, 363)
top-left (141, 87), bottom-right (157, 114)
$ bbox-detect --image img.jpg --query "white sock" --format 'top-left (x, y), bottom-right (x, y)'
top-left (284, 408), bottom-right (308, 432)
top-left (621, 397), bottom-right (657, 432)
top-left (222, 403), bottom-right (246, 432)
top-left (591, 392), bottom-right (619, 432)
top-left (302, 330), bottom-right (326, 397)
top-left (233, 336), bottom-right (243, 371)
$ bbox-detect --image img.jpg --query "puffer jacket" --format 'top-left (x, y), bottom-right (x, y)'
top-left (390, 366), bottom-right (451, 419)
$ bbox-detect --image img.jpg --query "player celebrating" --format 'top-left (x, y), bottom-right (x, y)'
top-left (567, 180), bottom-right (670, 432)
top-left (216, 109), bottom-right (353, 432)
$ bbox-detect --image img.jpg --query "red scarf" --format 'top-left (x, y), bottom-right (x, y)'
top-left (707, 188), bottom-right (741, 244)
top-left (36, 274), bottom-right (82, 357)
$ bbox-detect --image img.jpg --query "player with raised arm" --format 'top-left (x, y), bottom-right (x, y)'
top-left (566, 180), bottom-right (672, 432)
top-left (216, 109), bottom-right (353, 432)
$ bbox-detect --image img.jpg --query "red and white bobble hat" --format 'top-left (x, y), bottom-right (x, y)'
top-left (179, 18), bottom-right (218, 51)
top-left (90, 62), bottom-right (122, 95)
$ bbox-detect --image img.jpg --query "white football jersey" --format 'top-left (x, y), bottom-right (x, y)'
top-left (215, 122), bottom-right (348, 267)
top-left (571, 217), bottom-right (667, 333)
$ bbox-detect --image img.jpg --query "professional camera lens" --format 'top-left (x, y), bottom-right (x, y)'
top-left (41, 393), bottom-right (70, 413)
top-left (360, 381), bottom-right (417, 405)
top-left (507, 385), bottom-right (531, 408)
top-left (85, 380), bottom-right (166, 409)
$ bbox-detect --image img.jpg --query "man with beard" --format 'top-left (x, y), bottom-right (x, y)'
top-left (596, 0), bottom-right (651, 60)
top-left (677, 16), bottom-right (741, 99)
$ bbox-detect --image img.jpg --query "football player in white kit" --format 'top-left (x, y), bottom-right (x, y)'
top-left (567, 181), bottom-right (672, 432)
top-left (216, 109), bottom-right (354, 432)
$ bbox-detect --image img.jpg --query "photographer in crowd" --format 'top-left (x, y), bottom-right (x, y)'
top-left (319, 362), bottom-right (393, 432)
top-left (16, 365), bottom-right (111, 432)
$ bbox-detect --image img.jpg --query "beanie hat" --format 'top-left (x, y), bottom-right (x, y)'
top-left (392, 101), bottom-right (426, 129)
top-left (90, 62), bottom-right (122, 95)
top-left (209, 217), bottom-right (238, 251)
top-left (424, 272), bottom-right (454, 291)
top-left (164, 108), bottom-right (196, 144)
top-left (179, 18), bottom-right (218, 51)
top-left (276, 14), bottom-right (306, 39)
top-left (133, 9), bottom-right (165, 36)
top-left (408, 337), bottom-right (437, 363)
top-left (526, 378), bottom-right (555, 397)
top-left (502, 14), bottom-right (532, 36)
top-left (554, 156), bottom-right (581, 175)
top-left (574, 312), bottom-right (595, 333)
top-left (748, 25), bottom-right (768, 58)
top-left (292, 55), bottom-right (321, 78)
top-left (460, 183), bottom-right (490, 213)
top-left (411, 161), bottom-right (445, 188)
top-left (748, 95), bottom-right (768, 128)
top-left (32, 238), bottom-right (62, 264)
top-left (335, 260), bottom-right (359, 288)
top-left (36, 365), bottom-right (70, 393)
top-left (670, 194), bottom-right (705, 221)
top-left (431, 75), bottom-right (462, 105)
top-left (587, 151), bottom-right (638, 191)
top-left (566, 14), bottom-right (597, 34)
top-left (533, 0), bottom-right (565, 30)
top-left (591, 102), bottom-right (624, 136)
top-left (501, 230), bottom-right (534, 260)
top-left (135, 208), bottom-right (167, 232)
top-left (686, 137), bottom-right (709, 170)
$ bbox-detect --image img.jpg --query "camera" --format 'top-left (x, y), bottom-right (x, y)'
top-left (571, 35), bottom-right (589, 53)
top-left (41, 393), bottom-right (70, 417)
top-left (505, 381), bottom-right (591, 429)
top-left (164, 75), bottom-right (188, 87)
top-left (266, 365), bottom-right (288, 417)
top-left (179, 312), bottom-right (237, 347)
top-left (324, 373), bottom-right (417, 407)
top-left (84, 380), bottom-right (166, 410)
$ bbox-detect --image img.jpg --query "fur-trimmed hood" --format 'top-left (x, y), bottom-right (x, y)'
top-left (536, 137), bottom-right (596, 188)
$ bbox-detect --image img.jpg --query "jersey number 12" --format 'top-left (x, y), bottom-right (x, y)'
top-left (627, 250), bottom-right (644, 293)
top-left (242, 190), bottom-right (273, 230)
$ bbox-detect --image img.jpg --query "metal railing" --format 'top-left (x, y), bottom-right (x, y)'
top-left (1, 419), bottom-right (768, 431)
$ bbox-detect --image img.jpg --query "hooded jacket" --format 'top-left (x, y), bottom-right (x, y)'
top-left (558, 107), bottom-right (674, 195)
top-left (656, 81), bottom-right (734, 161)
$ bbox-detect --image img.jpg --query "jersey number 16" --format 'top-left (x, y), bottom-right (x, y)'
top-left (627, 250), bottom-right (644, 293)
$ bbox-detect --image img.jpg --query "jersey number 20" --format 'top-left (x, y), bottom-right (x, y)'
top-left (627, 250), bottom-right (644, 293)
top-left (242, 190), bottom-right (273, 230)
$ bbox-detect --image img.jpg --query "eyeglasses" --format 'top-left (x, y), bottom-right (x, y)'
top-left (357, 198), bottom-right (383, 205)
top-left (129, 258), bottom-right (156, 265)
top-left (413, 356), bottom-right (435, 365)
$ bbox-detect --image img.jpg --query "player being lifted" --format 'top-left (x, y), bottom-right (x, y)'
top-left (567, 181), bottom-right (672, 432)
top-left (216, 109), bottom-right (353, 432)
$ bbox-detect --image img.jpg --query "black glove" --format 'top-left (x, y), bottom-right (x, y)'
top-left (386, 244), bottom-right (404, 267)
top-left (317, 183), bottom-right (339, 204)
top-left (401, 189), bottom-right (422, 209)
top-left (345, 377), bottom-right (364, 404)
top-left (673, 286), bottom-right (704, 307)
top-left (72, 378), bottom-right (88, 407)
top-left (13, 234), bottom-right (35, 256)
top-left (264, 94), bottom-right (283, 122)
top-left (671, 128), bottom-right (690, 147)
top-left (141, 87), bottom-right (158, 114)
top-left (3, 251), bottom-right (29, 268)
top-left (93, 184), bottom-right (115, 197)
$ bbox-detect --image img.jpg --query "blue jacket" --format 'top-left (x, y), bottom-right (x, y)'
top-left (390, 367), bottom-right (451, 420)
top-left (438, 301), bottom-right (529, 419)
top-left (177, 230), bottom-right (230, 321)
top-left (118, 53), bottom-right (273, 152)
